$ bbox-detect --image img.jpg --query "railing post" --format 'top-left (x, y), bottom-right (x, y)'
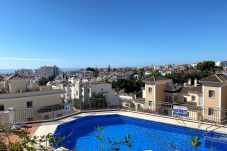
top-left (52, 106), bottom-right (54, 120)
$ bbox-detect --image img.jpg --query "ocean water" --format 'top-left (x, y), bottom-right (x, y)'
top-left (0, 69), bottom-right (16, 74)
top-left (54, 115), bottom-right (227, 151)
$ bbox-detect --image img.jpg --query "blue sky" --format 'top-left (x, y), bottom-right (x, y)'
top-left (0, 0), bottom-right (227, 69)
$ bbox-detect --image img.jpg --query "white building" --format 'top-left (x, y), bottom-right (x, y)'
top-left (70, 81), bottom-right (120, 107)
top-left (0, 74), bottom-right (71, 123)
top-left (89, 83), bottom-right (119, 106)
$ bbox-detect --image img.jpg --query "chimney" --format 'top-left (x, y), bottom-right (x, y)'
top-left (188, 79), bottom-right (191, 86)
top-left (194, 78), bottom-right (198, 87)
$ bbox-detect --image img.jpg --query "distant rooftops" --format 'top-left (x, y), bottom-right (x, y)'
top-left (143, 76), bottom-right (171, 84)
top-left (5, 74), bottom-right (30, 81)
top-left (0, 75), bottom-right (4, 81)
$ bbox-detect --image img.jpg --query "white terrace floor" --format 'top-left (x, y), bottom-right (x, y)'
top-left (33, 110), bottom-right (227, 137)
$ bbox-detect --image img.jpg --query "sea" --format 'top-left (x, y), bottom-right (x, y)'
top-left (0, 68), bottom-right (81, 74)
top-left (0, 69), bottom-right (16, 74)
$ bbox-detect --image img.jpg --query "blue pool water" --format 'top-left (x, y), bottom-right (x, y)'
top-left (54, 115), bottom-right (227, 151)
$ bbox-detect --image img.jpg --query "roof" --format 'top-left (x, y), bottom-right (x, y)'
top-left (165, 85), bottom-right (183, 93)
top-left (180, 86), bottom-right (202, 94)
top-left (199, 74), bottom-right (227, 86)
top-left (0, 75), bottom-right (4, 81)
top-left (200, 74), bottom-right (227, 83)
top-left (5, 74), bottom-right (30, 81)
top-left (143, 76), bottom-right (171, 84)
top-left (133, 98), bottom-right (145, 104)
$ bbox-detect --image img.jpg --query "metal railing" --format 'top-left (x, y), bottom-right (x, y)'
top-left (1, 100), bottom-right (227, 125)
top-left (0, 103), bottom-right (74, 124)
top-left (122, 100), bottom-right (227, 124)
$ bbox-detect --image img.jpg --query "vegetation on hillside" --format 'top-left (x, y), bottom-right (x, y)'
top-left (196, 61), bottom-right (215, 72)
top-left (112, 79), bottom-right (144, 97)
top-left (37, 77), bottom-right (54, 86)
top-left (86, 67), bottom-right (99, 77)
top-left (165, 61), bottom-right (215, 84)
top-left (85, 67), bottom-right (96, 72)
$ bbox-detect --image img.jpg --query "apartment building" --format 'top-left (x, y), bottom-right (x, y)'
top-left (180, 79), bottom-right (203, 106)
top-left (35, 65), bottom-right (59, 78)
top-left (70, 80), bottom-right (120, 107)
top-left (15, 69), bottom-right (33, 76)
top-left (0, 74), bottom-right (69, 123)
top-left (71, 80), bottom-right (83, 100)
top-left (143, 76), bottom-right (172, 111)
top-left (140, 74), bottom-right (227, 123)
top-left (199, 74), bottom-right (227, 122)
top-left (4, 74), bottom-right (31, 94)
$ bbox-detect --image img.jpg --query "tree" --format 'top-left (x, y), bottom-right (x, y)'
top-left (95, 126), bottom-right (133, 151)
top-left (196, 61), bottom-right (215, 72)
top-left (90, 93), bottom-right (107, 108)
top-left (192, 136), bottom-right (202, 151)
top-left (112, 79), bottom-right (144, 94)
top-left (138, 68), bottom-right (145, 80)
top-left (86, 67), bottom-right (96, 72)
top-left (108, 65), bottom-right (111, 72)
top-left (94, 67), bottom-right (99, 78)
top-left (165, 70), bottom-right (214, 84)
top-left (73, 98), bottom-right (80, 109)
top-left (0, 123), bottom-right (64, 151)
top-left (37, 77), bottom-right (49, 86)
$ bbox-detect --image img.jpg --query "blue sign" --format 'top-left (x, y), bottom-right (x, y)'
top-left (172, 105), bottom-right (188, 118)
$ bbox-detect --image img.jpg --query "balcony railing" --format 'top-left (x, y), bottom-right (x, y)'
top-left (123, 100), bottom-right (227, 124)
top-left (0, 103), bottom-right (74, 124)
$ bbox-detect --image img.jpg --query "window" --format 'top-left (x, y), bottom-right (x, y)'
top-left (0, 105), bottom-right (4, 111)
top-left (208, 108), bottom-right (214, 116)
top-left (191, 96), bottom-right (196, 102)
top-left (148, 87), bottom-right (152, 94)
top-left (27, 117), bottom-right (33, 121)
top-left (149, 101), bottom-right (152, 106)
top-left (76, 91), bottom-right (78, 95)
top-left (101, 88), bottom-right (104, 91)
top-left (27, 101), bottom-right (33, 108)
top-left (209, 90), bottom-right (215, 98)
top-left (184, 97), bottom-right (187, 102)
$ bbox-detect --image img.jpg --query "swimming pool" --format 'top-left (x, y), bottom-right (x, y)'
top-left (54, 114), bottom-right (227, 151)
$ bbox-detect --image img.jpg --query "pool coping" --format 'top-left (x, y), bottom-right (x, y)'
top-left (33, 110), bottom-right (227, 138)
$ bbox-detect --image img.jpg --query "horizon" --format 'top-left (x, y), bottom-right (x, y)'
top-left (0, 59), bottom-right (224, 70)
top-left (0, 0), bottom-right (227, 69)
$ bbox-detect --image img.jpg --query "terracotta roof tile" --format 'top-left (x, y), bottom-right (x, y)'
top-left (143, 76), bottom-right (170, 84)
top-left (181, 86), bottom-right (202, 94)
top-left (200, 74), bottom-right (227, 83)
top-left (6, 74), bottom-right (30, 80)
